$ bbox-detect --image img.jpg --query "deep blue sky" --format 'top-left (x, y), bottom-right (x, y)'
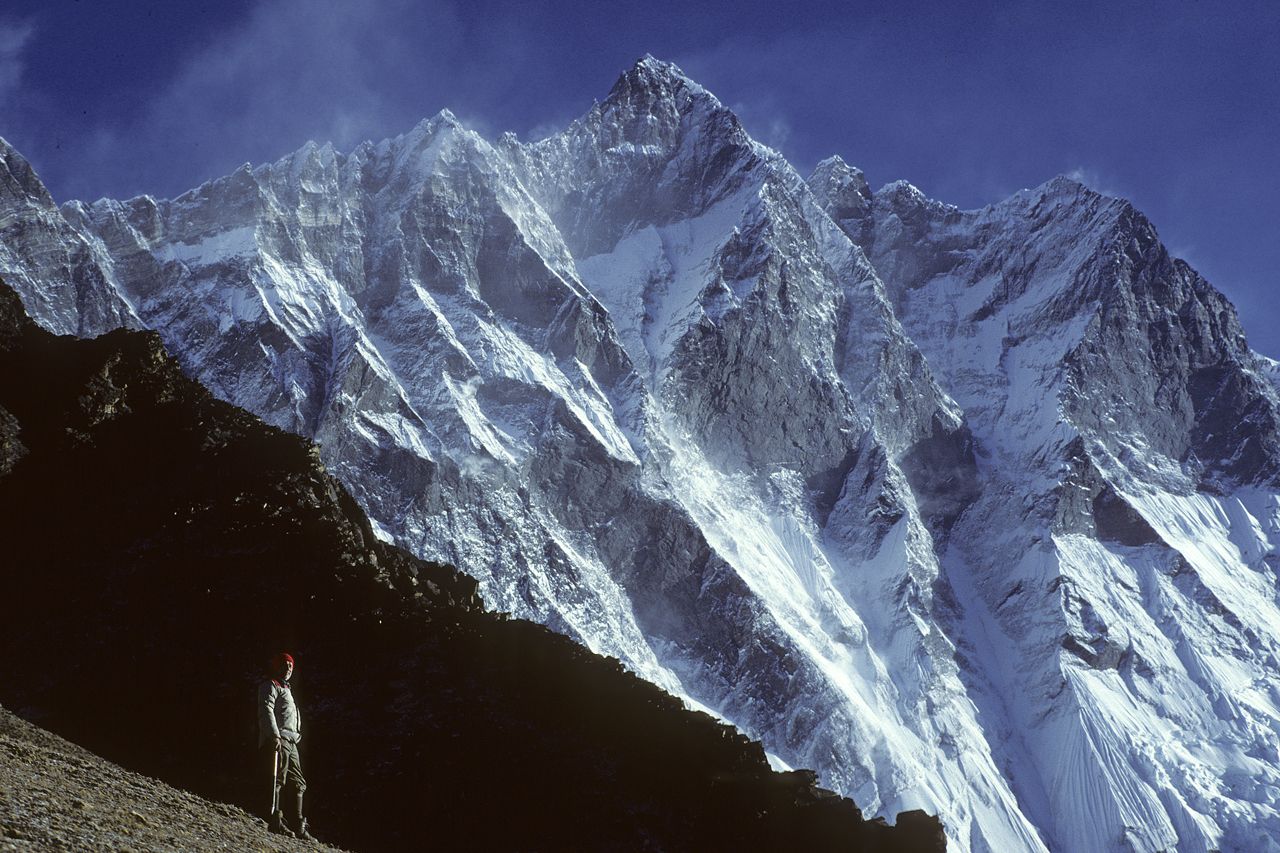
top-left (2, 0), bottom-right (1278, 355)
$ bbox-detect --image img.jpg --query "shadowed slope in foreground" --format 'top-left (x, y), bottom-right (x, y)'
top-left (0, 278), bottom-right (943, 852)
top-left (0, 704), bottom-right (344, 851)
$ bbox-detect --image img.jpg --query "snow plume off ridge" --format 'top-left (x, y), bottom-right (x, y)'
top-left (4, 56), bottom-right (1280, 851)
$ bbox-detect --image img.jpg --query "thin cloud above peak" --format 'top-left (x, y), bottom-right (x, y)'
top-left (0, 17), bottom-right (35, 109)
top-left (51, 0), bottom-right (490, 201)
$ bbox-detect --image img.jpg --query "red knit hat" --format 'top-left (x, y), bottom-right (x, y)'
top-left (270, 652), bottom-right (295, 674)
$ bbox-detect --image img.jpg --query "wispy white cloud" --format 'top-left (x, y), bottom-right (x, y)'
top-left (0, 17), bottom-right (35, 110)
top-left (1064, 166), bottom-right (1125, 200)
top-left (142, 0), bottom-right (445, 149)
top-left (727, 102), bottom-right (792, 156)
top-left (60, 0), bottom-right (519, 200)
top-left (1166, 240), bottom-right (1201, 269)
top-left (523, 119), bottom-right (575, 144)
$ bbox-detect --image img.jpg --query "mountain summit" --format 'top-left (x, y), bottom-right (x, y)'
top-left (3, 57), bottom-right (1279, 852)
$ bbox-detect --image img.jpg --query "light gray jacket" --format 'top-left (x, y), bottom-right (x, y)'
top-left (258, 679), bottom-right (302, 747)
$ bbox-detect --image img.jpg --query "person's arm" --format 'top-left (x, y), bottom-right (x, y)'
top-left (258, 682), bottom-right (281, 745)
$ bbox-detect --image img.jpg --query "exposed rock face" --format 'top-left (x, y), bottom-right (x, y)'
top-left (0, 139), bottom-right (139, 337)
top-left (3, 54), bottom-right (1280, 852)
top-left (0, 278), bottom-right (942, 852)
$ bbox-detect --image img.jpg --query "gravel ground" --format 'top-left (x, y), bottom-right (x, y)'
top-left (0, 706), bottom-right (343, 852)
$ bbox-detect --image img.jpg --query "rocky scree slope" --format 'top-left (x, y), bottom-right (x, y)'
top-left (4, 54), bottom-right (1280, 852)
top-left (0, 704), bottom-right (342, 852)
top-left (0, 278), bottom-right (943, 853)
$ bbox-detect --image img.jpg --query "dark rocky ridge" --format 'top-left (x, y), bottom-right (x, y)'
top-left (0, 278), bottom-right (944, 852)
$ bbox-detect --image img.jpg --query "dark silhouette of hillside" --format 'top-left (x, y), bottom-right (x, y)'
top-left (0, 278), bottom-right (944, 852)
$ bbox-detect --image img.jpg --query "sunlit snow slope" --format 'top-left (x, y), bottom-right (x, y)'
top-left (3, 57), bottom-right (1279, 852)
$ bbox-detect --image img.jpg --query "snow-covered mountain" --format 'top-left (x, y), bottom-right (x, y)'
top-left (4, 56), bottom-right (1279, 852)
top-left (810, 164), bottom-right (1280, 851)
top-left (0, 142), bottom-right (139, 335)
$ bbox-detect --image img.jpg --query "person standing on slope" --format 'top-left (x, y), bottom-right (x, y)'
top-left (259, 652), bottom-right (315, 840)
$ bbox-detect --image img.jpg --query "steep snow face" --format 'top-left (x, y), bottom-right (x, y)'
top-left (507, 60), bottom-right (1043, 851)
top-left (5, 55), bottom-right (1280, 853)
top-left (8, 62), bottom-right (1020, 848)
top-left (60, 114), bottom-right (682, 694)
top-left (815, 169), bottom-right (1280, 851)
top-left (0, 60), bottom-right (1039, 851)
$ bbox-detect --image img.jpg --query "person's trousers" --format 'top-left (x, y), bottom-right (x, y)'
top-left (269, 739), bottom-right (307, 817)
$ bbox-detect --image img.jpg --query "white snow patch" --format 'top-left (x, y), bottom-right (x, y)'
top-left (155, 225), bottom-right (257, 266)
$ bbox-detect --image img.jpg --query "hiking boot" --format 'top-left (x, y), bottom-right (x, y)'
top-left (293, 818), bottom-right (316, 842)
top-left (290, 793), bottom-right (316, 841)
top-left (267, 811), bottom-right (295, 837)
